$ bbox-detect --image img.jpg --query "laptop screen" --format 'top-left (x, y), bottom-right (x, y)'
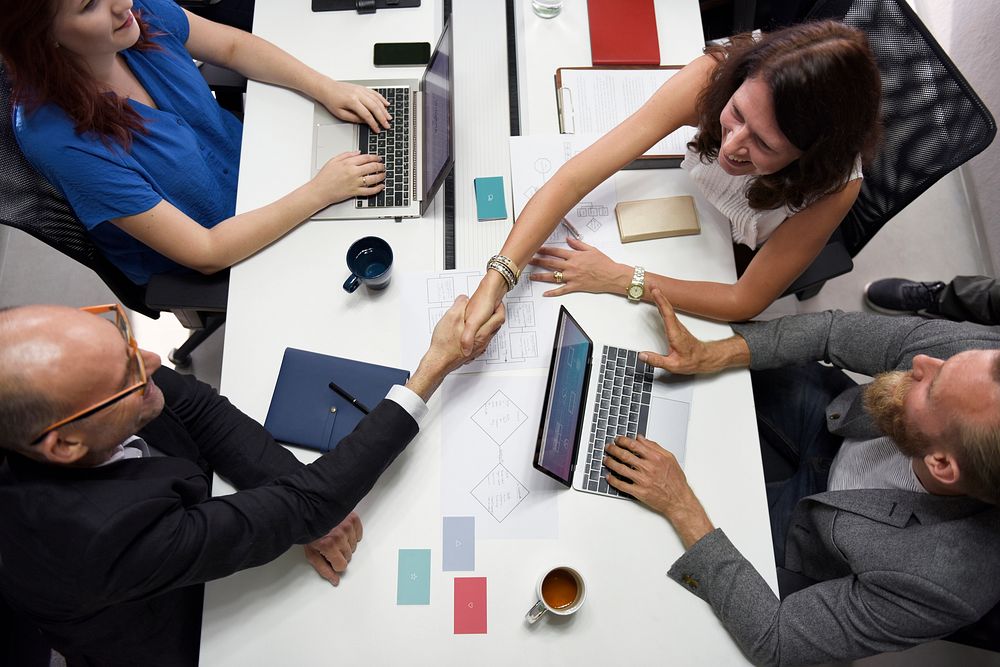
top-left (534, 307), bottom-right (593, 486)
top-left (419, 19), bottom-right (453, 202)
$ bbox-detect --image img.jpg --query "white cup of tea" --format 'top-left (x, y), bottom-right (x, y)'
top-left (524, 565), bottom-right (586, 624)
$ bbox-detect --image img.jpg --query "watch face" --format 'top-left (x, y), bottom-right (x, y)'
top-left (628, 285), bottom-right (643, 299)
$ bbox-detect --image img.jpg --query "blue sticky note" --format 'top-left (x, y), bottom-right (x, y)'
top-left (442, 517), bottom-right (475, 571)
top-left (474, 176), bottom-right (507, 221)
top-left (397, 549), bottom-right (431, 605)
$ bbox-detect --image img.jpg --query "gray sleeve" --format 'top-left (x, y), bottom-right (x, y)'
top-left (730, 311), bottom-right (1000, 375)
top-left (667, 529), bottom-right (979, 666)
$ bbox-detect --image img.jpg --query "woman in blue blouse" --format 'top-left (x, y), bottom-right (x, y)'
top-left (1, 0), bottom-right (391, 284)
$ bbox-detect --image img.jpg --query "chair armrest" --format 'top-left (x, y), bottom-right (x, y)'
top-left (782, 240), bottom-right (853, 297)
top-left (145, 270), bottom-right (228, 328)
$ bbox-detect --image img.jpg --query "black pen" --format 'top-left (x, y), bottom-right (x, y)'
top-left (328, 381), bottom-right (371, 415)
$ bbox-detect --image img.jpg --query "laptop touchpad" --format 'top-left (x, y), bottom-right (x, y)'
top-left (313, 121), bottom-right (355, 175)
top-left (642, 396), bottom-right (689, 467)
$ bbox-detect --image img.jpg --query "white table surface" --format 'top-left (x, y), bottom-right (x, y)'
top-left (203, 2), bottom-right (776, 664)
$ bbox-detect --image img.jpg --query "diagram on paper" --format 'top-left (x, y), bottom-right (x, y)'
top-left (469, 390), bottom-right (529, 522)
top-left (442, 376), bottom-right (561, 539)
top-left (510, 133), bottom-right (621, 251)
top-left (400, 269), bottom-right (559, 373)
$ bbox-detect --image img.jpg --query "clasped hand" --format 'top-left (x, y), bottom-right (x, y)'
top-left (304, 511), bottom-right (363, 586)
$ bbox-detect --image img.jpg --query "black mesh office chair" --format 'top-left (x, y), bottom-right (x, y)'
top-left (177, 0), bottom-right (255, 34)
top-left (737, 0), bottom-right (996, 301)
top-left (0, 62), bottom-right (227, 367)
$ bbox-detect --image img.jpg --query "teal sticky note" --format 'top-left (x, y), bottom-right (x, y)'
top-left (397, 549), bottom-right (431, 605)
top-left (474, 176), bottom-right (507, 221)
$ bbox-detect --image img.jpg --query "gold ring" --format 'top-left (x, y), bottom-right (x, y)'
top-left (553, 270), bottom-right (564, 284)
top-left (362, 174), bottom-right (369, 187)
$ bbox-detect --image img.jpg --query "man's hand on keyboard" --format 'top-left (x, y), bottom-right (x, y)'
top-left (604, 435), bottom-right (714, 550)
top-left (319, 81), bottom-right (392, 133)
top-left (639, 289), bottom-right (750, 375)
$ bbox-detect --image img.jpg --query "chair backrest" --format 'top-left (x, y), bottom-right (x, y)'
top-left (0, 62), bottom-right (158, 318)
top-left (807, 0), bottom-right (996, 257)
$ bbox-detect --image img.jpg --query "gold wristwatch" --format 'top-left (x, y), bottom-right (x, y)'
top-left (627, 266), bottom-right (645, 303)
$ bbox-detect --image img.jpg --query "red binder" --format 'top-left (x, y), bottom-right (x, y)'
top-left (587, 0), bottom-right (660, 66)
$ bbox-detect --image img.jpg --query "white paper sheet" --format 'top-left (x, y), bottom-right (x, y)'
top-left (557, 68), bottom-right (698, 156)
top-left (441, 374), bottom-right (562, 539)
top-left (400, 269), bottom-right (560, 373)
top-left (509, 133), bottom-right (622, 251)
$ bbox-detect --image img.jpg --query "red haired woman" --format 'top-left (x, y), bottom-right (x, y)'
top-left (461, 22), bottom-right (882, 353)
top-left (2, 0), bottom-right (390, 284)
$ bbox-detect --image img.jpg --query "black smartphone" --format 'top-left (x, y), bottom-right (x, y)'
top-left (373, 42), bottom-right (431, 67)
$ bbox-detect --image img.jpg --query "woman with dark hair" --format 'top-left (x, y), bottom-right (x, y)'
top-left (461, 21), bottom-right (881, 351)
top-left (1, 0), bottom-right (391, 285)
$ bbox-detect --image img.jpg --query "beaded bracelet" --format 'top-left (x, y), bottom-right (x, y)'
top-left (487, 254), bottom-right (520, 292)
top-left (487, 259), bottom-right (517, 292)
top-left (490, 255), bottom-right (520, 282)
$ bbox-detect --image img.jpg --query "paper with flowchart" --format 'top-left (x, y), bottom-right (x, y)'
top-left (557, 68), bottom-right (698, 157)
top-left (509, 133), bottom-right (621, 251)
top-left (441, 374), bottom-right (561, 539)
top-left (400, 269), bottom-right (559, 373)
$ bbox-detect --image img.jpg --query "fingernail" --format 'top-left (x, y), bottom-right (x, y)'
top-left (638, 353), bottom-right (647, 362)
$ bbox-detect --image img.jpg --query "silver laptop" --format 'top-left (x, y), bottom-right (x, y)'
top-left (310, 19), bottom-right (453, 220)
top-left (533, 306), bottom-right (692, 499)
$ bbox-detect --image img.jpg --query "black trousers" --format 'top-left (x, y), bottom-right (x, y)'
top-left (936, 275), bottom-right (1000, 325)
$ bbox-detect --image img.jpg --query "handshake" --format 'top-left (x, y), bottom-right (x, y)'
top-left (406, 295), bottom-right (506, 402)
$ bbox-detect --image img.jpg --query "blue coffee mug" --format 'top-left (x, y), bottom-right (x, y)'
top-left (343, 236), bottom-right (394, 293)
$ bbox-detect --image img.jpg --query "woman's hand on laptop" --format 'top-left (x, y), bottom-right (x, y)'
top-left (640, 290), bottom-right (750, 375)
top-left (311, 151), bottom-right (386, 206)
top-left (318, 80), bottom-right (392, 133)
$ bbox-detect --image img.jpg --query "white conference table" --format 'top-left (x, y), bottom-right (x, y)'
top-left (202, 2), bottom-right (776, 664)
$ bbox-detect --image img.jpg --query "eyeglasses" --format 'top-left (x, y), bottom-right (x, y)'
top-left (30, 304), bottom-right (148, 445)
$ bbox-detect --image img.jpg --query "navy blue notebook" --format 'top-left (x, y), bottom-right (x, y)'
top-left (264, 348), bottom-right (410, 452)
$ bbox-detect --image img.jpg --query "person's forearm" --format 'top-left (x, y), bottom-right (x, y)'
top-left (500, 174), bottom-right (585, 270)
top-left (668, 502), bottom-right (716, 550)
top-left (404, 356), bottom-right (450, 403)
top-left (185, 179), bottom-right (327, 273)
top-left (640, 272), bottom-right (774, 322)
top-left (214, 30), bottom-right (333, 101)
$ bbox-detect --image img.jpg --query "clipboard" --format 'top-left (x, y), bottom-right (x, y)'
top-left (555, 66), bottom-right (696, 169)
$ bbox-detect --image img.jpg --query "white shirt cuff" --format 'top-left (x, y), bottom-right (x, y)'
top-left (386, 384), bottom-right (428, 424)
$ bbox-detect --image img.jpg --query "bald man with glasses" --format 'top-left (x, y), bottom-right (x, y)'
top-left (0, 299), bottom-right (503, 667)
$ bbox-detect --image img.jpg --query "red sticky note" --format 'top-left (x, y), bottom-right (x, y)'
top-left (453, 577), bottom-right (487, 634)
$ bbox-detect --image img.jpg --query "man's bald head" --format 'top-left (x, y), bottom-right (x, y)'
top-left (0, 305), bottom-right (160, 457)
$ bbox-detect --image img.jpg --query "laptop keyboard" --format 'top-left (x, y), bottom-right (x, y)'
top-left (357, 86), bottom-right (412, 209)
top-left (582, 345), bottom-right (654, 498)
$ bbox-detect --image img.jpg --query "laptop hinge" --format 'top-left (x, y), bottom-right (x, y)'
top-left (413, 88), bottom-right (423, 201)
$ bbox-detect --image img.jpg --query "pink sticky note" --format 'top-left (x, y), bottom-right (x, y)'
top-left (453, 577), bottom-right (487, 634)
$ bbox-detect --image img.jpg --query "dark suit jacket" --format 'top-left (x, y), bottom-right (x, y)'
top-left (0, 368), bottom-right (418, 666)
